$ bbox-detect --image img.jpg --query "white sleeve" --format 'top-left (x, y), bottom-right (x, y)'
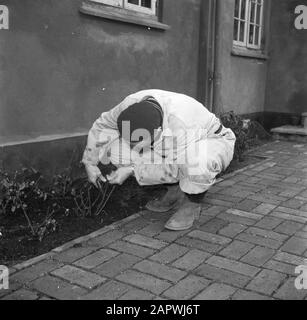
top-left (82, 96), bottom-right (136, 166)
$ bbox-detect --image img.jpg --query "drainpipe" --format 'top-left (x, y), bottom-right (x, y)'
top-left (212, 0), bottom-right (222, 115)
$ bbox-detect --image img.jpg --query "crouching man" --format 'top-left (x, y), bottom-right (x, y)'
top-left (83, 90), bottom-right (236, 231)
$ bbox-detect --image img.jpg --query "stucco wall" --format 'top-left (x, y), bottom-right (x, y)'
top-left (0, 0), bottom-right (201, 144)
top-left (214, 0), bottom-right (268, 115)
top-left (265, 0), bottom-right (307, 115)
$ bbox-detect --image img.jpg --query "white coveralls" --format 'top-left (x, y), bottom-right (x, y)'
top-left (82, 90), bottom-right (236, 194)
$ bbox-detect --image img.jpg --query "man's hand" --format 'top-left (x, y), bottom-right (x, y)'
top-left (107, 167), bottom-right (134, 185)
top-left (85, 164), bottom-right (106, 187)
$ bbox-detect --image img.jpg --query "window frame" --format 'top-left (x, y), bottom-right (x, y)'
top-left (233, 0), bottom-right (265, 51)
top-left (80, 0), bottom-right (169, 30)
top-left (124, 0), bottom-right (157, 16)
top-left (90, 0), bottom-right (157, 16)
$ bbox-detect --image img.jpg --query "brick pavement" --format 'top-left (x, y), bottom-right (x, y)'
top-left (1, 141), bottom-right (307, 300)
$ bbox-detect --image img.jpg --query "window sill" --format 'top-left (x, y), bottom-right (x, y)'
top-left (231, 47), bottom-right (269, 60)
top-left (79, 1), bottom-right (170, 31)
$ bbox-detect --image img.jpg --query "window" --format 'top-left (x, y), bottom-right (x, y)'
top-left (233, 0), bottom-right (264, 50)
top-left (90, 0), bottom-right (157, 16)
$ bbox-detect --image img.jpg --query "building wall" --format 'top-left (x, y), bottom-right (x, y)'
top-left (214, 0), bottom-right (269, 116)
top-left (0, 0), bottom-right (201, 145)
top-left (265, 0), bottom-right (307, 115)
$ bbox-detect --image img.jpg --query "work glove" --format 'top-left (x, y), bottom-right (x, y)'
top-left (107, 167), bottom-right (134, 185)
top-left (85, 164), bottom-right (106, 187)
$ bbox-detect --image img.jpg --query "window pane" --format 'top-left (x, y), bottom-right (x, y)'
top-left (234, 0), bottom-right (240, 18)
top-left (250, 1), bottom-right (256, 23)
top-left (128, 0), bottom-right (139, 5)
top-left (256, 3), bottom-right (262, 25)
top-left (234, 19), bottom-right (239, 41)
top-left (248, 24), bottom-right (255, 44)
top-left (239, 21), bottom-right (245, 42)
top-left (141, 0), bottom-right (151, 8)
top-left (240, 0), bottom-right (247, 20)
top-left (255, 25), bottom-right (260, 45)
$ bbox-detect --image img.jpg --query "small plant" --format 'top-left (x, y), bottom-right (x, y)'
top-left (0, 168), bottom-right (48, 236)
top-left (220, 111), bottom-right (248, 161)
top-left (219, 111), bottom-right (271, 161)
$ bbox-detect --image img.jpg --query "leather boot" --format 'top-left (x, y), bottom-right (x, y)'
top-left (164, 201), bottom-right (201, 231)
top-left (145, 185), bottom-right (184, 213)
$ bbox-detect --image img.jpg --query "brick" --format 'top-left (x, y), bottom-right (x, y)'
top-left (218, 223), bottom-right (247, 238)
top-left (51, 265), bottom-right (106, 289)
top-left (116, 270), bottom-right (171, 295)
top-left (275, 206), bottom-right (307, 218)
top-left (133, 260), bottom-right (187, 282)
top-left (124, 234), bottom-right (167, 250)
top-left (295, 231), bottom-right (307, 239)
top-left (94, 253), bottom-right (141, 278)
top-left (195, 264), bottom-right (251, 288)
top-left (0, 281), bottom-right (22, 298)
top-left (218, 212), bottom-right (256, 226)
top-left (87, 230), bottom-right (125, 247)
top-left (2, 289), bottom-right (39, 300)
top-left (280, 189), bottom-right (302, 198)
top-left (255, 217), bottom-right (283, 230)
top-left (163, 275), bottom-right (210, 300)
top-left (12, 260), bottom-right (63, 283)
top-left (206, 256), bottom-right (260, 277)
top-left (206, 193), bottom-right (243, 204)
top-left (138, 221), bottom-right (165, 237)
top-left (246, 270), bottom-right (286, 295)
top-left (264, 260), bottom-right (296, 275)
top-left (187, 230), bottom-right (232, 246)
top-left (172, 250), bottom-right (211, 271)
top-left (235, 199), bottom-right (261, 211)
top-left (82, 280), bottom-right (131, 300)
top-left (120, 217), bottom-right (150, 233)
top-left (74, 249), bottom-right (119, 269)
top-left (232, 289), bottom-right (273, 300)
top-left (203, 198), bottom-right (234, 208)
top-left (108, 240), bottom-right (155, 258)
top-left (274, 278), bottom-right (307, 300)
top-left (220, 241), bottom-right (254, 260)
top-left (281, 237), bottom-right (307, 255)
top-left (119, 289), bottom-right (155, 300)
top-left (226, 209), bottom-right (263, 221)
top-left (236, 233), bottom-right (282, 249)
top-left (199, 218), bottom-right (229, 234)
top-left (175, 236), bottom-right (221, 253)
top-left (156, 229), bottom-right (190, 242)
top-left (273, 252), bottom-right (306, 266)
top-left (194, 283), bottom-right (237, 300)
top-left (245, 227), bottom-right (289, 242)
top-left (282, 199), bottom-right (307, 210)
top-left (203, 205), bottom-right (228, 216)
top-left (53, 246), bottom-right (96, 263)
top-left (248, 194), bottom-right (286, 205)
top-left (253, 203), bottom-right (277, 215)
top-left (149, 244), bottom-right (189, 264)
top-left (216, 179), bottom-right (237, 187)
top-left (271, 211), bottom-right (307, 224)
top-left (241, 246), bottom-right (275, 267)
top-left (31, 275), bottom-right (87, 300)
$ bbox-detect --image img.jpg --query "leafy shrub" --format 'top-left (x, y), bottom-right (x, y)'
top-left (0, 164), bottom-right (116, 241)
top-left (220, 111), bottom-right (271, 161)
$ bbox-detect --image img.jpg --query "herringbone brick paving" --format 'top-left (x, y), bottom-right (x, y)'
top-left (2, 141), bottom-right (307, 300)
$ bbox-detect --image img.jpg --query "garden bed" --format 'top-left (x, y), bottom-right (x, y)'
top-left (0, 152), bottom-right (266, 267)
